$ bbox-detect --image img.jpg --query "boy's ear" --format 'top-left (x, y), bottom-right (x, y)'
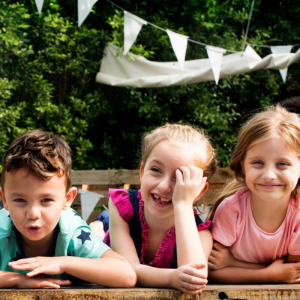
top-left (0, 188), bottom-right (8, 210)
top-left (140, 163), bottom-right (144, 181)
top-left (63, 187), bottom-right (77, 210)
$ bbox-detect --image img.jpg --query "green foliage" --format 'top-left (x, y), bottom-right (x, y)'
top-left (0, 0), bottom-right (299, 171)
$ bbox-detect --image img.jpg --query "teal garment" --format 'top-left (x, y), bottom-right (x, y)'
top-left (0, 208), bottom-right (110, 280)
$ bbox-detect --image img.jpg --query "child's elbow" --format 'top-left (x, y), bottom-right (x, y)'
top-left (123, 269), bottom-right (137, 288)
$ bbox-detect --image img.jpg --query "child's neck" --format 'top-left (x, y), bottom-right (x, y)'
top-left (250, 194), bottom-right (290, 233)
top-left (22, 231), bottom-right (54, 258)
top-left (144, 206), bottom-right (175, 232)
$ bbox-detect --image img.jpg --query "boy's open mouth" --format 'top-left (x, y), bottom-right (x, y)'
top-left (27, 225), bottom-right (41, 233)
top-left (152, 194), bottom-right (172, 205)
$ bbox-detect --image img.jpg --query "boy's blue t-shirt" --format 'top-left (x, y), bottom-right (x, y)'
top-left (0, 208), bottom-right (110, 280)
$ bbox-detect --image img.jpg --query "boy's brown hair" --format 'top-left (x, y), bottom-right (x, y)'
top-left (1, 130), bottom-right (72, 191)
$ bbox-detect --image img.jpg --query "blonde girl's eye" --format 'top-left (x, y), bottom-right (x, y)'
top-left (151, 167), bottom-right (161, 173)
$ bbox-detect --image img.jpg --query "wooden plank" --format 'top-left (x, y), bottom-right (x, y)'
top-left (71, 168), bottom-right (234, 186)
top-left (71, 169), bottom-right (140, 185)
top-left (1, 285), bottom-right (300, 299)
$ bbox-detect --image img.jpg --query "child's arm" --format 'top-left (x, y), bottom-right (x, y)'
top-left (108, 197), bottom-right (207, 295)
top-left (173, 166), bottom-right (212, 273)
top-left (0, 270), bottom-right (71, 288)
top-left (209, 258), bottom-right (300, 284)
top-left (286, 255), bottom-right (300, 263)
top-left (208, 243), bottom-right (300, 284)
top-left (209, 242), bottom-right (266, 270)
top-left (8, 249), bottom-right (137, 288)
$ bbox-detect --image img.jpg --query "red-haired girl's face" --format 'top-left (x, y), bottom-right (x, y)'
top-left (242, 137), bottom-right (300, 205)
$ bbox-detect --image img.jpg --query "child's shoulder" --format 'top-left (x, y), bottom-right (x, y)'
top-left (0, 209), bottom-right (12, 238)
top-left (59, 208), bottom-right (90, 234)
top-left (222, 187), bottom-right (250, 207)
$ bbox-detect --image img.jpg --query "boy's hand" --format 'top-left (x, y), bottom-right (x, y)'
top-left (173, 165), bottom-right (207, 206)
top-left (9, 257), bottom-right (65, 277)
top-left (170, 263), bottom-right (207, 295)
top-left (267, 258), bottom-right (300, 283)
top-left (16, 273), bottom-right (71, 289)
top-left (209, 242), bottom-right (235, 270)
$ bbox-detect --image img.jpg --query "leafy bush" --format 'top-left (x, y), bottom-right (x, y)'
top-left (0, 0), bottom-right (299, 171)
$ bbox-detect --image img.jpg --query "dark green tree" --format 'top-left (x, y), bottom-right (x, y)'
top-left (0, 0), bottom-right (299, 171)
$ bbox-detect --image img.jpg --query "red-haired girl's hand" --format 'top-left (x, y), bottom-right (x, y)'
top-left (267, 258), bottom-right (300, 283)
top-left (173, 165), bottom-right (207, 207)
top-left (209, 242), bottom-right (236, 270)
top-left (170, 263), bottom-right (207, 295)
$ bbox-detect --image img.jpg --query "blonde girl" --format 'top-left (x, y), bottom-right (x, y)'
top-left (91, 124), bottom-right (217, 294)
top-left (209, 104), bottom-right (300, 284)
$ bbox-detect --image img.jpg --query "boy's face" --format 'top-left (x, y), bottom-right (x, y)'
top-left (0, 168), bottom-right (77, 246)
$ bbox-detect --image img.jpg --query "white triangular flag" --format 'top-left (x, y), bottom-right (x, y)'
top-left (124, 11), bottom-right (147, 55)
top-left (206, 45), bottom-right (226, 84)
top-left (78, 0), bottom-right (98, 27)
top-left (35, 0), bottom-right (44, 14)
top-left (79, 189), bottom-right (104, 221)
top-left (166, 30), bottom-right (189, 70)
top-left (244, 45), bottom-right (262, 69)
top-left (270, 46), bottom-right (292, 82)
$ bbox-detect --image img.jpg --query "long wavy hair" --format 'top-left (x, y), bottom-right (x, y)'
top-left (209, 104), bottom-right (300, 220)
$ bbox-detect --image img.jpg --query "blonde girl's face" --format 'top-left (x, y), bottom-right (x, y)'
top-left (140, 140), bottom-right (206, 220)
top-left (242, 137), bottom-right (300, 205)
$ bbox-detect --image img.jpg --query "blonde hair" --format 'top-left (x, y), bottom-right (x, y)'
top-left (141, 123), bottom-right (217, 181)
top-left (209, 104), bottom-right (300, 220)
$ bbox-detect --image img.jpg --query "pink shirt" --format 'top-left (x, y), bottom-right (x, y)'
top-left (211, 188), bottom-right (300, 264)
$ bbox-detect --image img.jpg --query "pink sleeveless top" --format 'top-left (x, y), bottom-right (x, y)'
top-left (105, 189), bottom-right (211, 268)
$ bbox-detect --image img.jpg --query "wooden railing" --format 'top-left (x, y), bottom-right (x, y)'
top-left (71, 167), bottom-right (234, 223)
top-left (1, 283), bottom-right (300, 299)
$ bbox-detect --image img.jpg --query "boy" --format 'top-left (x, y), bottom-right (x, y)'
top-left (0, 130), bottom-right (136, 288)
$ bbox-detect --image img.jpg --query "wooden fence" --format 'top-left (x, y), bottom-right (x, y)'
top-left (71, 167), bottom-right (234, 223)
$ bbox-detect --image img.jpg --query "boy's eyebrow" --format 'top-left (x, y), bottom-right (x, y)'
top-left (9, 192), bottom-right (57, 198)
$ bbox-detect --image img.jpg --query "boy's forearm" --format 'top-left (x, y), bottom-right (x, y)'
top-left (209, 267), bottom-right (272, 284)
top-left (0, 271), bottom-right (23, 288)
top-left (62, 253), bottom-right (136, 287)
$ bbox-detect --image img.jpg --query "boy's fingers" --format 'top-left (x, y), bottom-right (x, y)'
top-left (40, 281), bottom-right (60, 289)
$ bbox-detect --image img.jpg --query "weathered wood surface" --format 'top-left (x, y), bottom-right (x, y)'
top-left (1, 284), bottom-right (300, 300)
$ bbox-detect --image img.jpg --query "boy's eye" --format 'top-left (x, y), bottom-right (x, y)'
top-left (14, 198), bottom-right (26, 203)
top-left (41, 198), bottom-right (53, 203)
top-left (277, 161), bottom-right (289, 167)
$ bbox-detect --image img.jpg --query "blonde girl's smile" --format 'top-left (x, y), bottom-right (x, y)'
top-left (140, 139), bottom-right (207, 219)
top-left (152, 193), bottom-right (172, 205)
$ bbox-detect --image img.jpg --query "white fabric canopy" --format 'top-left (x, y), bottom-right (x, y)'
top-left (96, 44), bottom-right (300, 88)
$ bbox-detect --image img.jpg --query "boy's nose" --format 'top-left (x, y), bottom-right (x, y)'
top-left (27, 206), bottom-right (41, 219)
